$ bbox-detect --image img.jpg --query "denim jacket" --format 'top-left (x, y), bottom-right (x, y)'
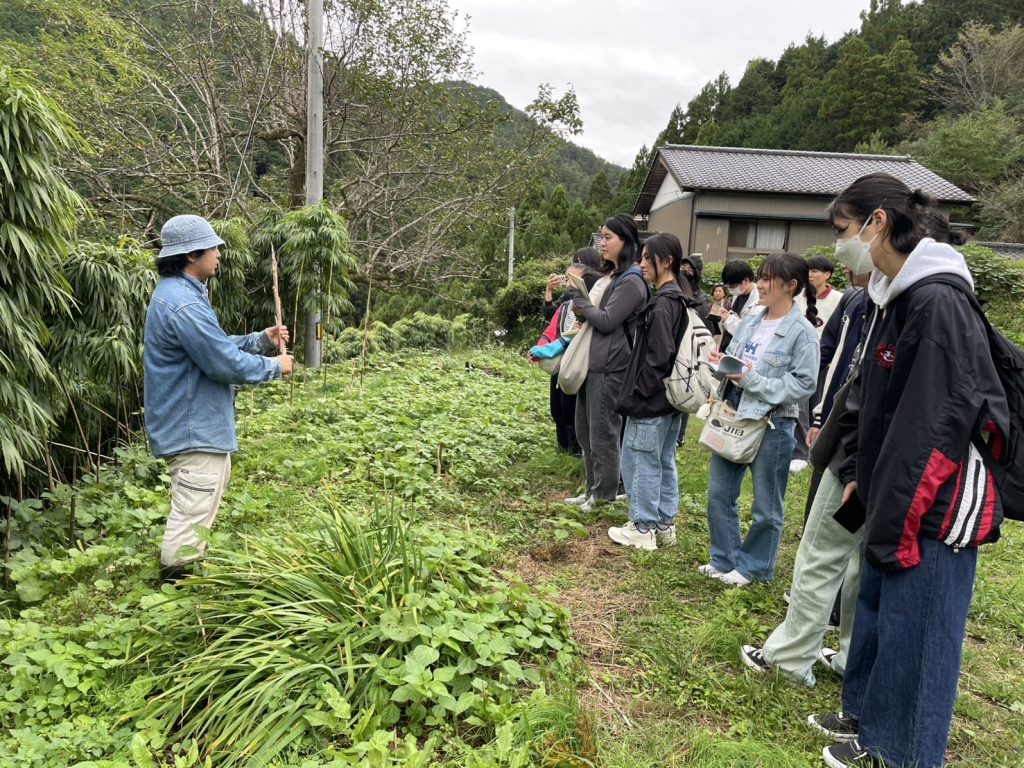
top-left (721, 303), bottom-right (819, 420)
top-left (143, 275), bottom-right (281, 458)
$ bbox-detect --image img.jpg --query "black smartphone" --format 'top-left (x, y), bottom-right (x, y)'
top-left (833, 493), bottom-right (866, 533)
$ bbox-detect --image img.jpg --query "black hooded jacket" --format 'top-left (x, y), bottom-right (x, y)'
top-left (837, 239), bottom-right (1009, 572)
top-left (615, 280), bottom-right (686, 418)
top-left (681, 254), bottom-right (710, 321)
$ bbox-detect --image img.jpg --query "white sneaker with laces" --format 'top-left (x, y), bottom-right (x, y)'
top-left (655, 524), bottom-right (676, 547)
top-left (718, 569), bottom-right (752, 587)
top-left (579, 495), bottom-right (597, 512)
top-left (607, 521), bottom-right (657, 551)
top-left (563, 492), bottom-right (589, 505)
top-left (789, 459), bottom-right (809, 473)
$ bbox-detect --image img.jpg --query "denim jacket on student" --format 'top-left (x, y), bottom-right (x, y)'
top-left (143, 274), bottom-right (282, 458)
top-left (721, 303), bottom-right (820, 421)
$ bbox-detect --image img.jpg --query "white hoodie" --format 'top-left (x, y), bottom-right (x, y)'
top-left (868, 237), bottom-right (974, 311)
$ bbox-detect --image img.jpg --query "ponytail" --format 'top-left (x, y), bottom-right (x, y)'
top-left (802, 280), bottom-right (818, 327)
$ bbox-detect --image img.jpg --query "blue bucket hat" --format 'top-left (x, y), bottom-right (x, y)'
top-left (158, 214), bottom-right (225, 259)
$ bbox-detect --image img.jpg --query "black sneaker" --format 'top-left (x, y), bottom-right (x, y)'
top-left (823, 739), bottom-right (884, 767)
top-left (807, 712), bottom-right (859, 742)
top-left (740, 644), bottom-right (771, 673)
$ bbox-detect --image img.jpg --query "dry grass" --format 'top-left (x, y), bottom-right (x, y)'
top-left (513, 523), bottom-right (656, 733)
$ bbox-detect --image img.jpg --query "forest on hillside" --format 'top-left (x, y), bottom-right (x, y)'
top-left (609, 0), bottom-right (1024, 243)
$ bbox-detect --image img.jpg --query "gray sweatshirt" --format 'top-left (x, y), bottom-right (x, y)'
top-left (571, 269), bottom-right (648, 373)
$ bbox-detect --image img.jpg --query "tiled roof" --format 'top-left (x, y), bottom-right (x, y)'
top-left (636, 145), bottom-right (975, 213)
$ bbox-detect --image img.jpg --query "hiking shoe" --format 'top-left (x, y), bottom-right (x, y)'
top-left (740, 644), bottom-right (771, 673)
top-left (808, 712), bottom-right (859, 742)
top-left (718, 569), bottom-right (752, 587)
top-left (698, 563), bottom-right (726, 579)
top-left (818, 647), bottom-right (841, 676)
top-left (823, 740), bottom-right (884, 767)
top-left (655, 524), bottom-right (676, 547)
top-left (789, 459), bottom-right (809, 473)
top-left (607, 521), bottom-right (657, 551)
top-left (564, 492), bottom-right (589, 505)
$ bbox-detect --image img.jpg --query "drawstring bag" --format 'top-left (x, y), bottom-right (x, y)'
top-left (557, 276), bottom-right (611, 395)
top-left (698, 398), bottom-right (772, 464)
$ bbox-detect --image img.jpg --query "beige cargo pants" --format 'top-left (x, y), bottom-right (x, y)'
top-left (160, 451), bottom-right (231, 567)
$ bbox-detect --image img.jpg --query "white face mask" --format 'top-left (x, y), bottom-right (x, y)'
top-left (727, 285), bottom-right (742, 297)
top-left (834, 217), bottom-right (878, 275)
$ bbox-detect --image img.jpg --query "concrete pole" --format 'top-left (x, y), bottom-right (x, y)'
top-left (507, 207), bottom-right (515, 285)
top-left (304, 0), bottom-right (324, 368)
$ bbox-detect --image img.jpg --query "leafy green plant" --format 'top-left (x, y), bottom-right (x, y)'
top-left (137, 500), bottom-right (570, 766)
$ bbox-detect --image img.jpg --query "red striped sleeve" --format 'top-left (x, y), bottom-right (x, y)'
top-left (897, 449), bottom-right (958, 568)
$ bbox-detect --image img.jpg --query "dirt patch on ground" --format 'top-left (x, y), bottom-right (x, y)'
top-left (513, 523), bottom-right (653, 732)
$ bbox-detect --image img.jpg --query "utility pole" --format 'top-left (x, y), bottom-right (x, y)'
top-left (304, 0), bottom-right (324, 368)
top-left (507, 207), bottom-right (515, 285)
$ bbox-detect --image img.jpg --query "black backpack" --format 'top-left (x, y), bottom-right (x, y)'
top-left (904, 275), bottom-right (1024, 521)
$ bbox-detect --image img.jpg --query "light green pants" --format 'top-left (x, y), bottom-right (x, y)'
top-left (762, 468), bottom-right (863, 687)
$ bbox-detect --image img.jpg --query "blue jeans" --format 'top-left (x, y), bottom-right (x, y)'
top-left (705, 416), bottom-right (795, 581)
top-left (842, 537), bottom-right (977, 768)
top-left (621, 413), bottom-right (683, 529)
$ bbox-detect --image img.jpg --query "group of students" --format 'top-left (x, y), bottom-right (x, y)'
top-left (540, 172), bottom-right (1011, 768)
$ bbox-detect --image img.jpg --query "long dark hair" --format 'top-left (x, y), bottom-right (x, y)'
top-left (602, 213), bottom-right (641, 274)
top-left (644, 233), bottom-right (695, 302)
top-left (758, 253), bottom-right (817, 327)
top-left (828, 172), bottom-right (946, 254)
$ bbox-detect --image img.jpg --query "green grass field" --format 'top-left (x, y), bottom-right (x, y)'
top-left (2, 350), bottom-right (1022, 767)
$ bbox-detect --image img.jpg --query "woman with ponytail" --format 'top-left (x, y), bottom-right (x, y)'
top-left (806, 173), bottom-right (1008, 768)
top-left (607, 233), bottom-right (694, 550)
top-left (563, 214), bottom-right (649, 511)
top-left (701, 253), bottom-right (820, 586)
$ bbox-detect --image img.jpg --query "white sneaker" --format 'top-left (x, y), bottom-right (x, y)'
top-left (607, 521), bottom-right (657, 551)
top-left (563, 492), bottom-right (589, 505)
top-left (614, 493), bottom-right (628, 502)
top-left (818, 647), bottom-right (841, 675)
top-left (718, 569), bottom-right (752, 587)
top-left (789, 459), bottom-right (809, 473)
top-left (697, 563), bottom-right (726, 579)
top-left (655, 524), bottom-right (676, 547)
top-left (579, 495), bottom-right (597, 512)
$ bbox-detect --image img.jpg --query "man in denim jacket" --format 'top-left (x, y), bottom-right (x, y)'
top-left (144, 214), bottom-right (293, 583)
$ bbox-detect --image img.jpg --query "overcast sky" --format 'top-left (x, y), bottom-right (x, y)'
top-left (447, 0), bottom-right (873, 167)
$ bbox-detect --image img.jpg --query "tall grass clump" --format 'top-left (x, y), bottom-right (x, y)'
top-left (136, 499), bottom-right (571, 766)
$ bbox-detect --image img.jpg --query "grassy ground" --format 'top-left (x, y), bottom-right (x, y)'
top-left (3, 349), bottom-right (1022, 767)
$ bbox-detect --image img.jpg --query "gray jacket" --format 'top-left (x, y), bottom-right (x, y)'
top-left (571, 267), bottom-right (648, 373)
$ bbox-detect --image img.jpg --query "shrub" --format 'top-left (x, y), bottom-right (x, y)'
top-left (491, 277), bottom-right (547, 336)
top-left (959, 243), bottom-right (1024, 302)
top-left (392, 312), bottom-right (453, 349)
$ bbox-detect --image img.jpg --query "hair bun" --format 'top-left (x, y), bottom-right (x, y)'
top-left (910, 188), bottom-right (933, 207)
